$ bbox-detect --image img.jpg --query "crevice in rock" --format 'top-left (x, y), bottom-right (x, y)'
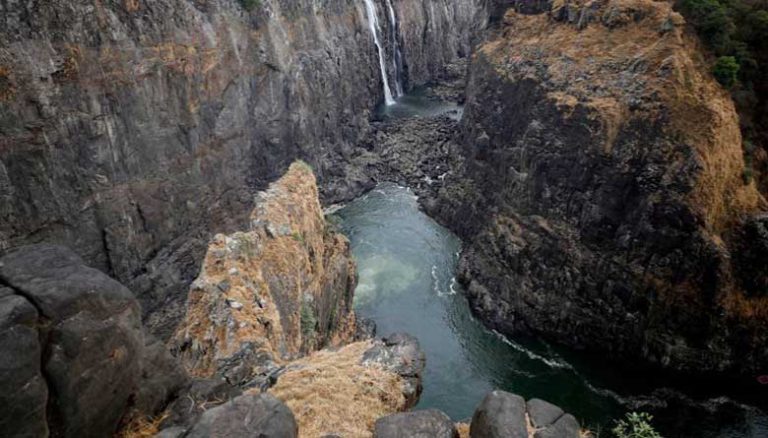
top-left (0, 274), bottom-right (61, 436)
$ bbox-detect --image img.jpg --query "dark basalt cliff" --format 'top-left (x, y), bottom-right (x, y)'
top-left (430, 0), bottom-right (768, 374)
top-left (0, 0), bottom-right (486, 338)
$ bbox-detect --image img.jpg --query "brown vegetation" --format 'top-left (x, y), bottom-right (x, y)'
top-left (265, 342), bottom-right (408, 438)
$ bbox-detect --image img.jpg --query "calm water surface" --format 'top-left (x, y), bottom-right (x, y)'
top-left (332, 183), bottom-right (768, 437)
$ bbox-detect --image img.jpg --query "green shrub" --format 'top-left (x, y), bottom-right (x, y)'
top-left (712, 56), bottom-right (740, 87)
top-left (238, 0), bottom-right (260, 10)
top-left (612, 412), bottom-right (662, 438)
top-left (300, 299), bottom-right (317, 337)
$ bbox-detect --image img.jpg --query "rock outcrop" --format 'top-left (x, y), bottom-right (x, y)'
top-left (0, 0), bottom-right (487, 341)
top-left (431, 0), bottom-right (768, 374)
top-left (0, 244), bottom-right (186, 438)
top-left (171, 162), bottom-right (357, 384)
top-left (266, 334), bottom-right (426, 438)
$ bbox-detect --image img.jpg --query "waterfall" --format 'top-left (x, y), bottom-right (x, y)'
top-left (363, 0), bottom-right (396, 105)
top-left (385, 0), bottom-right (404, 97)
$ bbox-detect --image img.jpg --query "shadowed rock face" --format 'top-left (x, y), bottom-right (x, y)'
top-left (0, 0), bottom-right (487, 340)
top-left (429, 0), bottom-right (768, 374)
top-left (0, 244), bottom-right (186, 438)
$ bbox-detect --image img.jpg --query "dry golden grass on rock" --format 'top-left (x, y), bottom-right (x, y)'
top-left (115, 411), bottom-right (168, 438)
top-left (172, 161), bottom-right (357, 379)
top-left (485, 0), bottom-right (765, 233)
top-left (264, 341), bottom-right (408, 438)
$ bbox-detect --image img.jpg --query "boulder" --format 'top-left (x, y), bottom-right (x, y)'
top-left (533, 414), bottom-right (580, 438)
top-left (374, 409), bottom-right (459, 438)
top-left (469, 390), bottom-right (527, 438)
top-left (0, 244), bottom-right (144, 437)
top-left (0, 244), bottom-right (188, 437)
top-left (0, 287), bottom-right (48, 437)
top-left (527, 398), bottom-right (564, 428)
top-left (184, 393), bottom-right (298, 438)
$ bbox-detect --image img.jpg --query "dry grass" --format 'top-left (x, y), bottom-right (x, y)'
top-left (265, 341), bottom-right (407, 438)
top-left (456, 422), bottom-right (470, 438)
top-left (115, 411), bottom-right (168, 438)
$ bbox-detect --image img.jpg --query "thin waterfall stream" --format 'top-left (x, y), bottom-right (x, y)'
top-left (385, 0), bottom-right (404, 97)
top-left (363, 0), bottom-right (396, 105)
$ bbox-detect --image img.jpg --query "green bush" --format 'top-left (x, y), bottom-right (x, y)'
top-left (712, 56), bottom-right (740, 87)
top-left (612, 412), bottom-right (662, 438)
top-left (238, 0), bottom-right (260, 10)
top-left (300, 299), bottom-right (317, 337)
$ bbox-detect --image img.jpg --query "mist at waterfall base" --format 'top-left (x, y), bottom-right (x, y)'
top-left (374, 86), bottom-right (463, 121)
top-left (332, 184), bottom-right (768, 437)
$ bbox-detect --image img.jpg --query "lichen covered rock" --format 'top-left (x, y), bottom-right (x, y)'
top-left (172, 162), bottom-right (358, 383)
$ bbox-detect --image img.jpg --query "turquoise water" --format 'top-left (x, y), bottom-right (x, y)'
top-left (332, 183), bottom-right (768, 437)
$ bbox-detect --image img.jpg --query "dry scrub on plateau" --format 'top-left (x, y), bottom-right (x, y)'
top-left (265, 341), bottom-right (408, 437)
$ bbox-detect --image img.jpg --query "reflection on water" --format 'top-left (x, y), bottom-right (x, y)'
top-left (332, 183), bottom-right (768, 437)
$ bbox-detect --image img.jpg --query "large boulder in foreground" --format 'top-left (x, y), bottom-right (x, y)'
top-left (184, 393), bottom-right (297, 438)
top-left (374, 409), bottom-right (458, 438)
top-left (470, 391), bottom-right (528, 438)
top-left (0, 244), bottom-right (187, 437)
top-left (470, 390), bottom-right (580, 438)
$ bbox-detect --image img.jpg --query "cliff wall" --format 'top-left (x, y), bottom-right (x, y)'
top-left (431, 0), bottom-right (768, 373)
top-left (0, 0), bottom-right (486, 338)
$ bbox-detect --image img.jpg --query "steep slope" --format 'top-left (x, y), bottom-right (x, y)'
top-left (431, 0), bottom-right (768, 373)
top-left (0, 0), bottom-right (487, 338)
top-left (171, 162), bottom-right (357, 383)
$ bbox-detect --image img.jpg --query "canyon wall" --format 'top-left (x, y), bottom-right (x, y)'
top-left (431, 0), bottom-right (768, 374)
top-left (0, 0), bottom-right (486, 338)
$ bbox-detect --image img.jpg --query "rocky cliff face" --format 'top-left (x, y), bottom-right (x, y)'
top-left (0, 0), bottom-right (486, 339)
top-left (171, 162), bottom-right (357, 384)
top-left (431, 0), bottom-right (768, 374)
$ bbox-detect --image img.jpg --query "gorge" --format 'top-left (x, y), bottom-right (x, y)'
top-left (1, 0), bottom-right (767, 437)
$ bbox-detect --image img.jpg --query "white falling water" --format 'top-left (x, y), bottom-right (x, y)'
top-left (363, 0), bottom-right (396, 105)
top-left (385, 0), bottom-right (404, 97)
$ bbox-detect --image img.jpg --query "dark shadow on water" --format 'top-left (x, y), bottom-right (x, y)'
top-left (332, 183), bottom-right (768, 438)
